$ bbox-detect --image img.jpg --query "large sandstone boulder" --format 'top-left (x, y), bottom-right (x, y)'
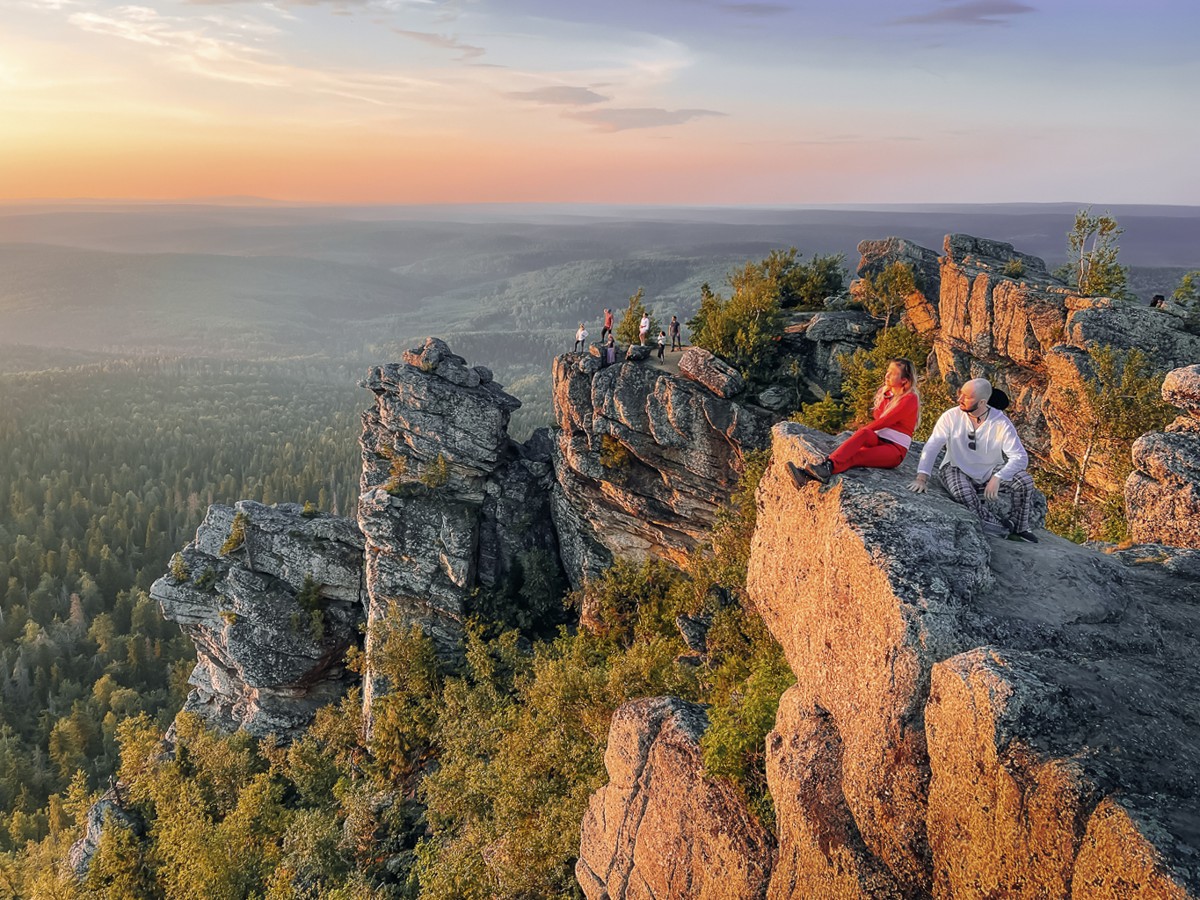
top-left (1126, 364), bottom-right (1200, 548)
top-left (747, 423), bottom-right (1200, 897)
top-left (551, 352), bottom-right (774, 585)
top-left (577, 697), bottom-right (774, 900)
top-left (150, 501), bottom-right (365, 737)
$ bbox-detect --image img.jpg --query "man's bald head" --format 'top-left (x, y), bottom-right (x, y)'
top-left (957, 378), bottom-right (993, 414)
top-left (964, 378), bottom-right (992, 403)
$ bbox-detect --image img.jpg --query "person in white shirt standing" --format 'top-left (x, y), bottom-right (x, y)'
top-left (574, 323), bottom-right (589, 352)
top-left (908, 378), bottom-right (1039, 542)
top-left (639, 313), bottom-right (650, 346)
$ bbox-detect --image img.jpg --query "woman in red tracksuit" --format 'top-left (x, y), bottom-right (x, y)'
top-left (789, 358), bottom-right (919, 485)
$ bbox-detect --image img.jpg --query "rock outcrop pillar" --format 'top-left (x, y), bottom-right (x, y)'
top-left (151, 500), bottom-right (365, 737)
top-left (551, 347), bottom-right (774, 585)
top-left (1126, 364), bottom-right (1200, 548)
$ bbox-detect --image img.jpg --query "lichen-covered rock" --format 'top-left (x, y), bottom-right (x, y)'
top-left (678, 346), bottom-right (745, 398)
top-left (1162, 364), bottom-right (1200, 415)
top-left (1126, 364), bottom-right (1200, 548)
top-left (551, 351), bottom-right (774, 584)
top-left (577, 697), bottom-right (774, 900)
top-left (150, 501), bottom-right (364, 738)
top-left (767, 687), bottom-right (906, 900)
top-left (928, 647), bottom-right (1200, 899)
top-left (68, 783), bottom-right (140, 878)
top-left (746, 424), bottom-right (1200, 897)
top-left (358, 339), bottom-right (563, 731)
top-left (781, 310), bottom-right (880, 400)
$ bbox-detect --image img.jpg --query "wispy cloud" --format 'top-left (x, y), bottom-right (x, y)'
top-left (67, 5), bottom-right (437, 106)
top-left (568, 107), bottom-right (725, 133)
top-left (505, 85), bottom-right (608, 106)
top-left (393, 28), bottom-right (483, 59)
top-left (891, 1), bottom-right (1035, 27)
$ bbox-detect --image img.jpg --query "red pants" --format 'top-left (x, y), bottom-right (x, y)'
top-left (829, 427), bottom-right (906, 474)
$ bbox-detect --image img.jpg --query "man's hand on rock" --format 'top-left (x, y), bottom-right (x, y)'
top-left (984, 475), bottom-right (1000, 500)
top-left (908, 473), bottom-right (928, 493)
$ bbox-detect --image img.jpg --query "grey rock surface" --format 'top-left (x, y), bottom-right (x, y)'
top-left (551, 351), bottom-right (775, 585)
top-left (358, 338), bottom-right (563, 693)
top-left (150, 501), bottom-right (365, 738)
top-left (677, 346), bottom-right (745, 398)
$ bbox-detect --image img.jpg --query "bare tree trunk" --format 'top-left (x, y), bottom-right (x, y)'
top-left (1073, 431), bottom-right (1096, 509)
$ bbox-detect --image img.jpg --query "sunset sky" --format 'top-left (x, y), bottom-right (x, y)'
top-left (2, 0), bottom-right (1197, 204)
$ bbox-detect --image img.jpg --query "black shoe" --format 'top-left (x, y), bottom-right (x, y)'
top-left (802, 459), bottom-right (833, 484)
top-left (1006, 530), bottom-right (1040, 543)
top-left (786, 462), bottom-right (809, 490)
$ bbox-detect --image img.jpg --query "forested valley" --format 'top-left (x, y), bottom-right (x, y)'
top-left (0, 357), bottom-right (363, 852)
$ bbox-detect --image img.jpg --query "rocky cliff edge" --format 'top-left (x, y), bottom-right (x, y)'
top-left (747, 423), bottom-right (1200, 897)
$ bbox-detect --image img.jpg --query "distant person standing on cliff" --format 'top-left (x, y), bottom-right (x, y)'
top-left (574, 323), bottom-right (589, 352)
top-left (669, 315), bottom-right (682, 351)
top-left (789, 358), bottom-right (919, 486)
top-left (601, 308), bottom-right (614, 341)
top-left (604, 334), bottom-right (617, 366)
top-left (908, 377), bottom-right (1038, 542)
top-left (639, 313), bottom-right (650, 346)
top-left (656, 330), bottom-right (666, 360)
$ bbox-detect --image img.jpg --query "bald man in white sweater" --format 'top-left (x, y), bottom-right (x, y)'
top-left (908, 378), bottom-right (1039, 542)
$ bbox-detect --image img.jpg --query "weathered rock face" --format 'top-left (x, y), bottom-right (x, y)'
top-left (781, 310), bottom-right (880, 400)
top-left (745, 424), bottom-right (1200, 897)
top-left (551, 351), bottom-right (775, 584)
top-left (150, 500), bottom-right (365, 738)
top-left (358, 338), bottom-right (561, 660)
top-left (854, 236), bottom-right (943, 333)
top-left (857, 234), bottom-right (1200, 485)
top-left (1126, 364), bottom-right (1200, 548)
top-left (577, 697), bottom-right (775, 900)
top-left (68, 784), bottom-right (141, 878)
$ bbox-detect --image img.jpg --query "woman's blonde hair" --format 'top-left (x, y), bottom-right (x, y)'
top-left (873, 357), bottom-right (919, 418)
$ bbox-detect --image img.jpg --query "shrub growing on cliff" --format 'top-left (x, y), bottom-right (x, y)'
top-left (1057, 207), bottom-right (1130, 299)
top-left (419, 453), bottom-right (450, 490)
top-left (1172, 270), bottom-right (1200, 329)
top-left (857, 260), bottom-right (917, 328)
top-left (220, 511), bottom-right (248, 556)
top-left (1057, 345), bottom-right (1173, 540)
top-left (615, 287), bottom-right (658, 346)
top-left (688, 279), bottom-right (783, 381)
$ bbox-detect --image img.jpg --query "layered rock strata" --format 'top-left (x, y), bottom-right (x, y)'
top-left (576, 697), bottom-right (775, 900)
top-left (743, 423), bottom-right (1200, 897)
top-left (781, 310), bottom-right (880, 400)
top-left (1126, 364), bottom-right (1200, 547)
top-left (551, 348), bottom-right (775, 584)
top-left (151, 500), bottom-right (365, 737)
top-left (358, 338), bottom-right (562, 677)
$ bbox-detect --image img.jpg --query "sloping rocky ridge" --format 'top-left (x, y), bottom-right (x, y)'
top-left (750, 424), bottom-right (1200, 896)
top-left (581, 423), bottom-right (1200, 897)
top-left (150, 500), bottom-right (365, 737)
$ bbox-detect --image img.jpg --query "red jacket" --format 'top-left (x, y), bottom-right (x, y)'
top-left (872, 391), bottom-right (918, 437)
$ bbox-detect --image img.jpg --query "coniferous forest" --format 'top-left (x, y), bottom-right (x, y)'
top-left (0, 358), bottom-right (363, 854)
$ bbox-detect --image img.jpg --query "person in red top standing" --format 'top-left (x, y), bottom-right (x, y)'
top-left (789, 358), bottom-right (920, 486)
top-left (601, 308), bottom-right (614, 342)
